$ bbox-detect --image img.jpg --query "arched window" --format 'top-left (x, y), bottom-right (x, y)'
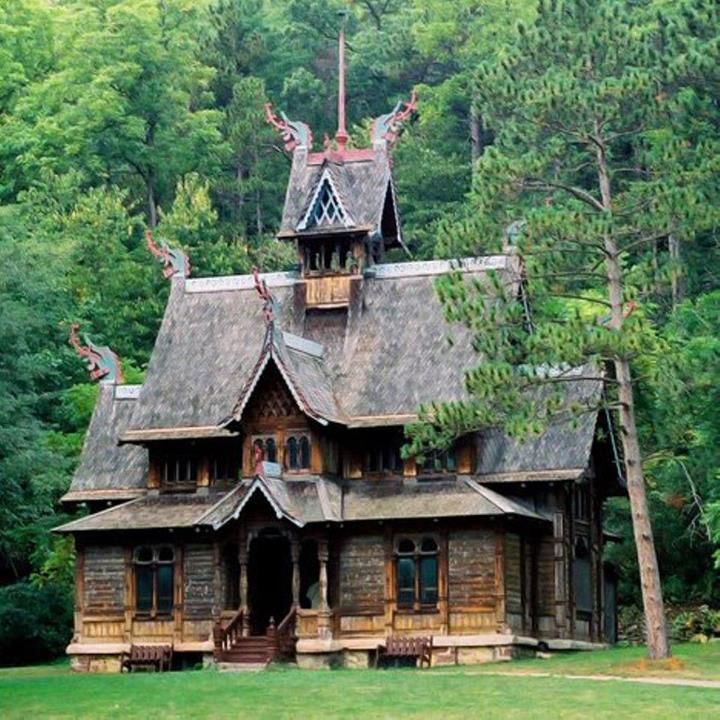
top-left (287, 436), bottom-right (298, 469)
top-left (395, 537), bottom-right (439, 610)
top-left (134, 546), bottom-right (175, 616)
top-left (285, 434), bottom-right (311, 471)
top-left (299, 436), bottom-right (310, 469)
top-left (253, 436), bottom-right (278, 465)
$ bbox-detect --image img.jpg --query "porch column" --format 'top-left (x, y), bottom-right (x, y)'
top-left (238, 542), bottom-right (249, 637)
top-left (291, 538), bottom-right (301, 608)
top-left (317, 539), bottom-right (332, 639)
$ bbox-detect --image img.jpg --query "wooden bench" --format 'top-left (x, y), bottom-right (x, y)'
top-left (375, 635), bottom-right (433, 669)
top-left (121, 644), bottom-right (173, 672)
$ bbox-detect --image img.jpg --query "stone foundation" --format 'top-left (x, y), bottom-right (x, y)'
top-left (71, 654), bottom-right (123, 673)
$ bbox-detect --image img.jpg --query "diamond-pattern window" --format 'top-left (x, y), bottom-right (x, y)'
top-left (307, 180), bottom-right (345, 227)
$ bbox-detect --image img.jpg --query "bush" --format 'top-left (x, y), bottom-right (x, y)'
top-left (671, 605), bottom-right (720, 643)
top-left (0, 580), bottom-right (72, 666)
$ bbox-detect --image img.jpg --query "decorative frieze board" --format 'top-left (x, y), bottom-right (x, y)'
top-left (185, 272), bottom-right (299, 294)
top-left (367, 255), bottom-right (510, 280)
top-left (114, 385), bottom-right (142, 400)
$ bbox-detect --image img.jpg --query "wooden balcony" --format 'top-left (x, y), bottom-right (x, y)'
top-left (305, 275), bottom-right (352, 308)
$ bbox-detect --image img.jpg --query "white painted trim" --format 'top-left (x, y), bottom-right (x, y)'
top-left (297, 167), bottom-right (354, 231)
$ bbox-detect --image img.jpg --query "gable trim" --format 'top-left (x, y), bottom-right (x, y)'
top-left (225, 477), bottom-right (304, 528)
top-left (297, 167), bottom-right (354, 231)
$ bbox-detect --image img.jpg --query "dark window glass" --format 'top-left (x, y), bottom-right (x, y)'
top-left (136, 565), bottom-right (153, 613)
top-left (299, 436), bottom-right (310, 469)
top-left (158, 546), bottom-right (174, 563)
top-left (398, 538), bottom-right (415, 554)
top-left (287, 436), bottom-right (299, 469)
top-left (420, 556), bottom-right (438, 605)
top-left (397, 557), bottom-right (415, 608)
top-left (136, 546), bottom-right (153, 563)
top-left (156, 565), bottom-right (174, 614)
top-left (265, 438), bottom-right (277, 463)
top-left (420, 537), bottom-right (438, 553)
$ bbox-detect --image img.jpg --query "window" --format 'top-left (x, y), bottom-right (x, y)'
top-left (211, 453), bottom-right (241, 484)
top-left (395, 537), bottom-right (439, 610)
top-left (574, 486), bottom-right (590, 521)
top-left (573, 537), bottom-right (592, 613)
top-left (307, 180), bottom-right (345, 228)
top-left (253, 436), bottom-right (277, 464)
top-left (365, 444), bottom-right (403, 474)
top-left (134, 546), bottom-right (175, 616)
top-left (286, 434), bottom-right (311, 471)
top-left (302, 238), bottom-right (353, 274)
top-left (419, 447), bottom-right (457, 475)
top-left (159, 454), bottom-right (198, 489)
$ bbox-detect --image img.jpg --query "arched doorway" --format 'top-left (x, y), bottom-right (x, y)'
top-left (248, 529), bottom-right (292, 635)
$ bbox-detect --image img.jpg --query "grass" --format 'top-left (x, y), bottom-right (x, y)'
top-left (470, 641), bottom-right (720, 681)
top-left (0, 646), bottom-right (718, 720)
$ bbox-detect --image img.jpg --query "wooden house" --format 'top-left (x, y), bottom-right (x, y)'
top-left (56, 41), bottom-right (623, 671)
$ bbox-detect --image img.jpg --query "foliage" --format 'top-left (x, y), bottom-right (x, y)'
top-left (671, 606), bottom-right (720, 643)
top-left (0, 0), bottom-right (719, 664)
top-left (0, 580), bottom-right (73, 666)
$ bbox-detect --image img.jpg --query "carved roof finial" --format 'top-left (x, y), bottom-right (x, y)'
top-left (69, 323), bottom-right (123, 384)
top-left (335, 9), bottom-right (349, 151)
top-left (371, 89), bottom-right (418, 148)
top-left (265, 104), bottom-right (313, 152)
top-left (252, 267), bottom-right (277, 328)
top-left (145, 230), bottom-right (190, 279)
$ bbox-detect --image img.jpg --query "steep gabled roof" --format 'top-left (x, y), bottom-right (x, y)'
top-left (279, 150), bottom-right (401, 246)
top-left (229, 326), bottom-right (347, 427)
top-left (121, 256), bottom-right (521, 436)
top-left (62, 384), bottom-right (147, 503)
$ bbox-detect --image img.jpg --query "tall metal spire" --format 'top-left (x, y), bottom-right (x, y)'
top-left (335, 9), bottom-right (349, 151)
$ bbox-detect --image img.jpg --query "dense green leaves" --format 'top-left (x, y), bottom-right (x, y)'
top-left (0, 0), bottom-right (719, 663)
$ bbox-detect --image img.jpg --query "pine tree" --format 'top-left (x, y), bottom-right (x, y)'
top-left (407, 0), bottom-right (717, 660)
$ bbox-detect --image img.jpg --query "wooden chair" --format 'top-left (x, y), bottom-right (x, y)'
top-left (375, 635), bottom-right (433, 669)
top-left (121, 644), bottom-right (173, 672)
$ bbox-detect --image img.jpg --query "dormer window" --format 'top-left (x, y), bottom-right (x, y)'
top-left (419, 446), bottom-right (457, 476)
top-left (308, 180), bottom-right (344, 228)
top-left (158, 452), bottom-right (198, 490)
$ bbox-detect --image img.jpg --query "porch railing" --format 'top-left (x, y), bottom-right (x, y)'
top-left (268, 606), bottom-right (297, 661)
top-left (212, 607), bottom-right (244, 659)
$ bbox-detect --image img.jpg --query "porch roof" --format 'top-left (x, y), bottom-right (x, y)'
top-left (55, 475), bottom-right (547, 534)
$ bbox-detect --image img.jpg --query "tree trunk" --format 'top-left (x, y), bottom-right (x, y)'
top-left (470, 103), bottom-right (482, 172)
top-left (595, 125), bottom-right (670, 660)
top-left (147, 179), bottom-right (158, 229)
top-left (668, 233), bottom-right (682, 308)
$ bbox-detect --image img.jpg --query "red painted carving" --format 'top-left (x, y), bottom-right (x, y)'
top-left (371, 89), bottom-right (418, 147)
top-left (265, 104), bottom-right (313, 152)
top-left (69, 323), bottom-right (123, 384)
top-left (253, 266), bottom-right (275, 326)
top-left (145, 230), bottom-right (190, 279)
top-left (254, 442), bottom-right (265, 476)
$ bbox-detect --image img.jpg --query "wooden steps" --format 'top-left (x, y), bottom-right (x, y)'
top-left (217, 636), bottom-right (272, 666)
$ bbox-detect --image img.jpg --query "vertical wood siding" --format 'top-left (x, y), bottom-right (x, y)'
top-left (83, 546), bottom-right (125, 614)
top-left (184, 543), bottom-right (215, 619)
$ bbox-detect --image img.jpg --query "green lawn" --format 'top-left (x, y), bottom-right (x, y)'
top-left (1, 647), bottom-right (719, 720)
top-left (470, 641), bottom-right (720, 681)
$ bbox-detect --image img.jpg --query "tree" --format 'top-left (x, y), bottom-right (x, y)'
top-left (407, 0), bottom-right (716, 659)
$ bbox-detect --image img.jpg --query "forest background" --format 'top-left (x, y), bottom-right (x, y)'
top-left (0, 0), bottom-right (718, 665)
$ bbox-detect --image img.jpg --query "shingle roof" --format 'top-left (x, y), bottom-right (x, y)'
top-left (229, 327), bottom-right (347, 426)
top-left (280, 150), bottom-right (392, 237)
top-left (61, 384), bottom-right (148, 502)
top-left (54, 493), bottom-right (220, 533)
top-left (476, 372), bottom-right (603, 482)
top-left (123, 256), bottom-right (519, 435)
top-left (55, 475), bottom-right (547, 533)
